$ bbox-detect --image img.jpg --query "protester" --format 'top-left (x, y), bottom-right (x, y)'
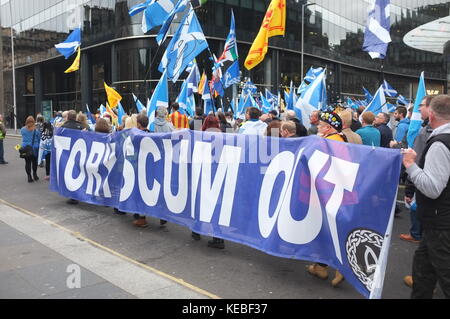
top-left (280, 121), bottom-right (298, 138)
top-left (217, 112), bottom-right (232, 133)
top-left (133, 113), bottom-right (168, 228)
top-left (356, 112), bottom-right (381, 147)
top-left (117, 115), bottom-right (129, 131)
top-left (154, 106), bottom-right (175, 133)
top-left (62, 110), bottom-right (84, 204)
top-left (393, 106), bottom-right (410, 144)
top-left (307, 110), bottom-right (347, 286)
top-left (125, 114), bottom-right (138, 129)
top-left (374, 112), bottom-right (393, 148)
top-left (0, 114), bottom-right (7, 164)
top-left (402, 94), bottom-right (450, 299)
top-left (77, 112), bottom-right (91, 131)
top-left (225, 112), bottom-right (235, 129)
top-left (266, 119), bottom-right (282, 137)
top-left (308, 110), bottom-right (320, 135)
top-left (269, 110), bottom-right (279, 121)
top-left (189, 108), bottom-right (205, 131)
top-left (339, 109), bottom-right (362, 145)
top-left (95, 118), bottom-right (112, 134)
top-left (239, 107), bottom-right (268, 135)
top-left (38, 121), bottom-right (54, 181)
top-left (202, 114), bottom-right (221, 132)
top-left (350, 109), bottom-right (363, 132)
top-left (286, 110), bottom-right (308, 137)
top-left (20, 116), bottom-right (41, 183)
top-left (169, 103), bottom-right (189, 129)
top-left (401, 95), bottom-right (435, 288)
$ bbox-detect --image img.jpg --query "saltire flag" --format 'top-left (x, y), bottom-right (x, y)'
top-left (147, 70), bottom-right (169, 131)
top-left (265, 89), bottom-right (276, 104)
top-left (382, 80), bottom-right (398, 97)
top-left (64, 46), bottom-right (81, 73)
top-left (362, 0), bottom-right (392, 59)
top-left (159, 7), bottom-right (209, 83)
top-left (295, 69), bottom-right (327, 129)
top-left (211, 59), bottom-right (225, 97)
top-left (359, 85), bottom-right (388, 121)
top-left (198, 72), bottom-right (207, 95)
top-left (347, 97), bottom-right (359, 110)
top-left (363, 87), bottom-right (374, 104)
top-left (55, 28), bottom-right (81, 59)
top-left (133, 94), bottom-right (146, 113)
top-left (244, 0), bottom-right (286, 70)
top-left (141, 0), bottom-right (175, 33)
top-left (287, 81), bottom-right (294, 110)
top-left (177, 80), bottom-right (195, 116)
top-left (223, 60), bottom-right (240, 89)
top-left (407, 71), bottom-right (426, 148)
top-left (129, 0), bottom-right (151, 16)
top-left (242, 79), bottom-right (257, 96)
top-left (260, 92), bottom-right (273, 113)
top-left (104, 83), bottom-right (122, 109)
top-left (202, 80), bottom-right (215, 115)
top-left (186, 62), bottom-right (201, 96)
top-left (397, 94), bottom-right (409, 106)
top-left (297, 81), bottom-right (309, 95)
top-left (217, 10), bottom-right (239, 64)
top-left (156, 0), bottom-right (190, 45)
top-left (117, 102), bottom-right (126, 126)
top-left (99, 104), bottom-right (107, 117)
top-left (190, 0), bottom-right (208, 8)
top-left (86, 105), bottom-right (96, 125)
top-left (304, 66), bottom-right (324, 83)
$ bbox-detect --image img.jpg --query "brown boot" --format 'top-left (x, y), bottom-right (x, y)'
top-left (331, 270), bottom-right (345, 287)
top-left (307, 263), bottom-right (328, 279)
top-left (403, 275), bottom-right (413, 288)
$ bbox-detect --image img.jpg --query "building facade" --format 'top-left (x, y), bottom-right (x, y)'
top-left (0, 0), bottom-right (448, 127)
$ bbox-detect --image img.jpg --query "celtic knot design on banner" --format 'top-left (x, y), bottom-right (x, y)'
top-left (346, 229), bottom-right (384, 292)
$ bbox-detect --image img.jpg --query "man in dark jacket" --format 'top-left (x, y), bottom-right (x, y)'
top-left (374, 112), bottom-right (393, 148)
top-left (402, 94), bottom-right (450, 299)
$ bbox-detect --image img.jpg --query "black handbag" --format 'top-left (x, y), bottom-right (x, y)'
top-left (19, 130), bottom-right (36, 159)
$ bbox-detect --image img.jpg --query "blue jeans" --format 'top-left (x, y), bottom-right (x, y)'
top-left (0, 139), bottom-right (5, 162)
top-left (410, 208), bottom-right (422, 240)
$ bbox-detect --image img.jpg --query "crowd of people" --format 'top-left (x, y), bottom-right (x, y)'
top-left (1, 92), bottom-right (450, 299)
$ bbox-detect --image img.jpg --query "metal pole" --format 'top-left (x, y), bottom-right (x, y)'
top-left (301, 4), bottom-right (305, 81)
top-left (8, 0), bottom-right (17, 133)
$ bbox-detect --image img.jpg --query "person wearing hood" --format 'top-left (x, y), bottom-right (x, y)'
top-left (154, 106), bottom-right (175, 133)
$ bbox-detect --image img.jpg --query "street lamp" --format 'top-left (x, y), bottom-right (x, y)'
top-left (8, 0), bottom-right (17, 133)
top-left (301, 2), bottom-right (315, 81)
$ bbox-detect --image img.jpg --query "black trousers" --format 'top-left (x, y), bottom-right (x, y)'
top-left (45, 153), bottom-right (51, 176)
top-left (412, 229), bottom-right (450, 299)
top-left (25, 155), bottom-right (38, 177)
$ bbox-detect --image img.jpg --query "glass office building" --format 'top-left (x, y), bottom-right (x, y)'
top-left (0, 0), bottom-right (448, 126)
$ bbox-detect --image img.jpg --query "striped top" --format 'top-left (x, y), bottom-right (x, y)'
top-left (170, 111), bottom-right (189, 129)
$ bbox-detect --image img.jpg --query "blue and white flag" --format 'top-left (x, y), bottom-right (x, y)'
top-left (242, 79), bottom-right (257, 96)
top-left (304, 67), bottom-right (324, 83)
top-left (363, 87), bottom-right (374, 104)
top-left (397, 94), bottom-right (409, 106)
top-left (347, 98), bottom-right (359, 110)
top-left (156, 0), bottom-right (190, 45)
top-left (260, 93), bottom-right (273, 113)
top-left (287, 81), bottom-right (295, 111)
top-left (360, 85), bottom-right (388, 120)
top-left (362, 0), bottom-right (392, 59)
top-left (51, 128), bottom-right (402, 299)
top-left (159, 7), bottom-right (209, 83)
top-left (55, 28), bottom-right (81, 59)
top-left (186, 62), bottom-right (201, 96)
top-left (265, 89), bottom-right (277, 105)
top-left (86, 105), bottom-right (96, 125)
top-left (99, 104), bottom-right (107, 117)
top-left (133, 94), bottom-right (146, 113)
top-left (223, 60), bottom-right (240, 89)
top-left (297, 81), bottom-right (309, 95)
top-left (382, 80), bottom-right (398, 97)
top-left (295, 69), bottom-right (327, 129)
top-left (141, 0), bottom-right (175, 33)
top-left (202, 80), bottom-right (214, 115)
top-left (129, 0), bottom-right (151, 16)
top-left (177, 80), bottom-right (195, 116)
top-left (117, 102), bottom-right (126, 126)
top-left (407, 72), bottom-right (426, 148)
top-left (148, 70), bottom-right (169, 131)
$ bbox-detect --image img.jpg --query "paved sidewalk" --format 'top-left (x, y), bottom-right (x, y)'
top-left (0, 202), bottom-right (211, 299)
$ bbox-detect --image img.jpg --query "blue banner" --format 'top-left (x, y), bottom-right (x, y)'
top-left (50, 128), bottom-right (402, 298)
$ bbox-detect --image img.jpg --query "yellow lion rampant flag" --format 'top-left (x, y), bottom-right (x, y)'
top-left (64, 46), bottom-right (81, 73)
top-left (244, 0), bottom-right (286, 70)
top-left (104, 82), bottom-right (122, 109)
